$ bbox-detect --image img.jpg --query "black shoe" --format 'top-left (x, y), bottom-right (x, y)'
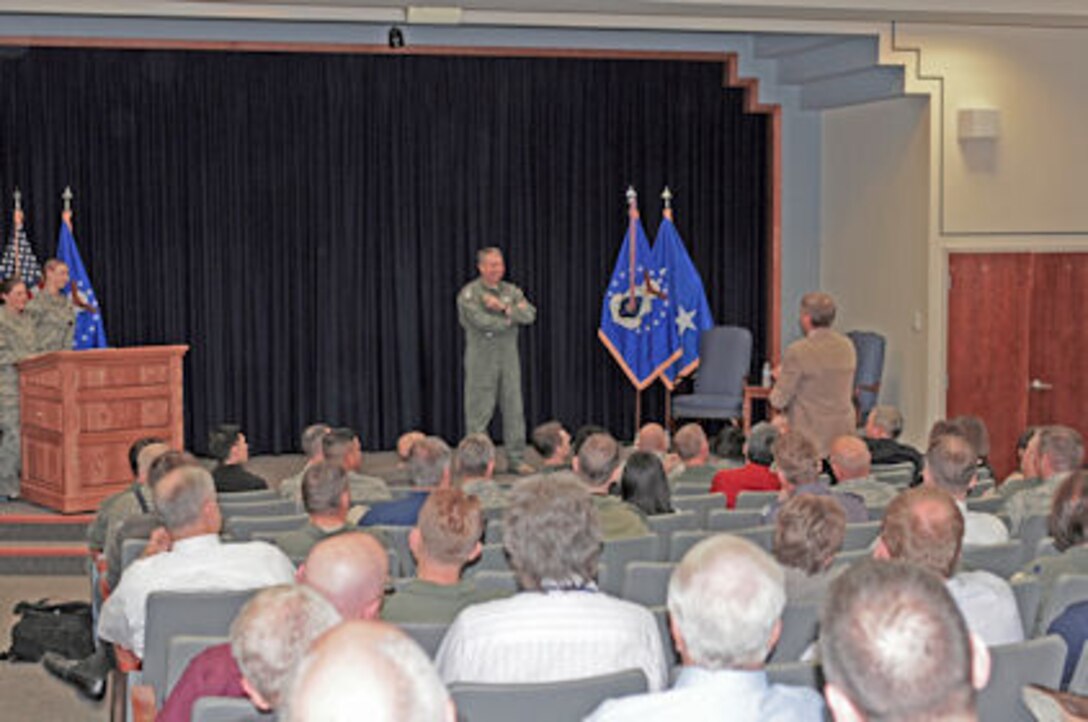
top-left (41, 651), bottom-right (107, 701)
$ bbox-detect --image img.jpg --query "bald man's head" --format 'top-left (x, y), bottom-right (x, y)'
top-left (299, 532), bottom-right (388, 620)
top-left (828, 436), bottom-right (871, 482)
top-left (282, 621), bottom-right (453, 722)
top-left (636, 423), bottom-right (669, 454)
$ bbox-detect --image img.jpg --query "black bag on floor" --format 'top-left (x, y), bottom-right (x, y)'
top-left (1, 599), bottom-right (95, 662)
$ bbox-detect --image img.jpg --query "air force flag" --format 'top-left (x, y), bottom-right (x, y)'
top-left (57, 215), bottom-right (107, 349)
top-left (654, 215), bottom-right (713, 389)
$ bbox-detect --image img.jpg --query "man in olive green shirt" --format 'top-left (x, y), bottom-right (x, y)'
top-left (382, 488), bottom-right (508, 624)
top-left (273, 463), bottom-right (355, 562)
top-left (572, 433), bottom-right (650, 541)
top-left (457, 248), bottom-right (536, 473)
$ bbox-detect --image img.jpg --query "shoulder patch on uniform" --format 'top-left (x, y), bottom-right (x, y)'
top-left (462, 289), bottom-right (473, 300)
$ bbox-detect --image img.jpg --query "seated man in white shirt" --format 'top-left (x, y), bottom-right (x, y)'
top-left (97, 464), bottom-right (297, 660)
top-left (435, 473), bottom-right (667, 691)
top-left (924, 431), bottom-right (1008, 546)
top-left (873, 486), bottom-right (1023, 646)
top-left (820, 559), bottom-right (992, 722)
top-left (587, 534), bottom-right (824, 722)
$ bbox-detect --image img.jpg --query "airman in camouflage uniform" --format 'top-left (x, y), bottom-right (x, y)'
top-left (457, 248), bottom-right (536, 472)
top-left (0, 278), bottom-right (40, 498)
top-left (25, 259), bottom-right (76, 352)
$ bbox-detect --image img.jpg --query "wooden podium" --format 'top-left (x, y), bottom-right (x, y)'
top-left (17, 346), bottom-right (188, 513)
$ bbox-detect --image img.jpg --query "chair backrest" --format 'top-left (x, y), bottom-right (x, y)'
top-left (165, 634), bottom-right (227, 698)
top-left (668, 530), bottom-right (713, 562)
top-left (871, 462), bottom-right (915, 488)
top-left (966, 496), bottom-right (1004, 515)
top-left (621, 562), bottom-right (676, 607)
top-left (735, 491), bottom-right (778, 511)
top-left (733, 525), bottom-right (775, 552)
top-left (1017, 514), bottom-right (1051, 566)
top-left (1070, 641), bottom-right (1088, 696)
top-left (472, 570), bottom-right (519, 595)
top-left (1010, 576), bottom-right (1042, 640)
top-left (144, 589), bottom-right (258, 705)
top-left (691, 326), bottom-right (752, 396)
top-left (463, 543), bottom-right (511, 577)
top-left (121, 537), bottom-right (149, 572)
top-left (672, 483), bottom-right (714, 497)
top-left (865, 504), bottom-right (887, 520)
top-left (218, 499), bottom-right (300, 519)
top-left (977, 635), bottom-right (1067, 722)
top-left (484, 518), bottom-right (504, 545)
top-left (847, 330), bottom-right (886, 421)
top-left (1037, 574), bottom-right (1088, 634)
top-left (371, 525), bottom-right (414, 577)
top-left (600, 535), bottom-right (660, 596)
top-left (831, 548), bottom-right (871, 571)
top-left (706, 509), bottom-right (763, 533)
top-left (766, 603), bottom-right (820, 664)
top-left (646, 511), bottom-right (700, 560)
top-left (450, 668), bottom-right (648, 722)
top-left (841, 521), bottom-right (882, 552)
top-left (961, 541), bottom-right (1024, 579)
top-left (223, 514), bottom-right (308, 542)
top-left (397, 621), bottom-right (450, 659)
top-left (217, 489), bottom-right (279, 504)
top-left (1035, 537), bottom-right (1060, 559)
top-left (766, 661), bottom-right (823, 692)
top-left (671, 494), bottom-right (726, 527)
top-left (191, 696), bottom-right (271, 722)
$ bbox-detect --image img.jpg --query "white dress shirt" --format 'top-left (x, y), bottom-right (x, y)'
top-left (97, 534), bottom-right (296, 658)
top-left (435, 588), bottom-right (668, 691)
top-left (956, 499), bottom-right (1010, 546)
top-left (946, 570), bottom-right (1024, 646)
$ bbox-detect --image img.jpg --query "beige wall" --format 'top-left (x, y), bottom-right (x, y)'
top-left (821, 96), bottom-right (931, 445)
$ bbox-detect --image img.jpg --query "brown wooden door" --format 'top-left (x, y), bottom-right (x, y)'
top-left (947, 252), bottom-right (1088, 479)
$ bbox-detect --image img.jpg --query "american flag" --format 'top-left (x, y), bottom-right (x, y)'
top-left (0, 225), bottom-right (42, 287)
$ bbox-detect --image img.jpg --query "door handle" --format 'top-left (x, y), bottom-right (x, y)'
top-left (1029, 378), bottom-right (1054, 391)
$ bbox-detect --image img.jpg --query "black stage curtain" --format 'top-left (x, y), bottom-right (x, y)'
top-left (0, 48), bottom-right (768, 454)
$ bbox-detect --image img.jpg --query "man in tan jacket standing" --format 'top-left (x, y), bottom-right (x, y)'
top-left (769, 292), bottom-right (856, 457)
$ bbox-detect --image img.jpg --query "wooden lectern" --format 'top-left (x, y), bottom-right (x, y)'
top-left (17, 346), bottom-right (188, 513)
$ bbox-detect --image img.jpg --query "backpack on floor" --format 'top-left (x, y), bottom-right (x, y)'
top-left (1, 599), bottom-right (95, 662)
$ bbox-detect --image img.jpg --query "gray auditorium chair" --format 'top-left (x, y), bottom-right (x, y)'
top-left (1011, 576), bottom-right (1042, 640)
top-left (766, 603), bottom-right (820, 664)
top-left (733, 525), bottom-right (775, 552)
top-left (646, 511), bottom-right (700, 560)
top-left (371, 525), bottom-right (414, 577)
top-left (961, 541), bottom-right (1024, 579)
top-left (1070, 644), bottom-right (1088, 695)
top-left (735, 490), bottom-right (778, 511)
top-left (966, 496), bottom-right (1004, 515)
top-left (766, 661), bottom-right (823, 692)
top-left (670, 325), bottom-right (751, 424)
top-left (223, 513), bottom-right (307, 542)
top-left (668, 530), bottom-right (713, 562)
top-left (1036, 574), bottom-right (1088, 634)
top-left (216, 489), bottom-right (278, 504)
top-left (841, 521), bottom-right (882, 551)
top-left (450, 668), bottom-right (648, 722)
top-left (600, 535), bottom-right (660, 596)
top-left (484, 518), bottom-right (504, 545)
top-left (398, 621), bottom-right (450, 659)
top-left (671, 493), bottom-right (727, 527)
top-left (831, 548), bottom-right (870, 570)
top-left (977, 635), bottom-right (1067, 722)
top-left (651, 605), bottom-right (680, 668)
top-left (121, 538), bottom-right (149, 572)
top-left (191, 696), bottom-right (270, 722)
top-left (165, 634), bottom-right (227, 698)
top-left (621, 562), bottom-right (675, 607)
top-left (1017, 514), bottom-right (1051, 565)
top-left (463, 543), bottom-right (511, 576)
top-left (143, 589), bottom-right (258, 705)
top-left (472, 570), bottom-right (519, 595)
top-left (218, 498), bottom-right (300, 519)
top-left (870, 461), bottom-right (915, 488)
top-left (672, 482), bottom-right (714, 497)
top-left (706, 508), bottom-right (763, 532)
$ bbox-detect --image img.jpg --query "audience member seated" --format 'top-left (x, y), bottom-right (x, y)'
top-left (97, 465), bottom-right (296, 659)
top-left (827, 435), bottom-right (899, 508)
top-left (435, 474), bottom-right (666, 690)
top-left (531, 420), bottom-right (572, 473)
top-left (208, 424), bottom-right (268, 493)
top-left (277, 423), bottom-right (330, 503)
top-left (587, 534), bottom-right (824, 721)
top-left (572, 424), bottom-right (609, 456)
top-left (86, 437), bottom-right (165, 557)
top-left (620, 451), bottom-right (675, 517)
top-left (636, 422), bottom-right (683, 477)
top-left (874, 486), bottom-right (1023, 646)
top-left (670, 423), bottom-right (718, 486)
top-left (360, 436), bottom-right (451, 527)
top-left (1003, 425), bottom-right (1085, 536)
top-left (572, 433), bottom-right (651, 540)
top-left (158, 531), bottom-right (388, 720)
top-left (104, 449), bottom-right (194, 592)
top-left (390, 429), bottom-right (427, 484)
top-left (820, 559), bottom-right (992, 722)
top-left (157, 584), bottom-right (340, 722)
top-left (952, 414), bottom-right (994, 481)
top-left (862, 405), bottom-right (923, 482)
top-left (455, 433), bottom-right (507, 509)
top-left (763, 431), bottom-right (867, 525)
top-left (924, 431), bottom-right (1008, 546)
top-left (322, 426), bottom-right (392, 504)
top-left (1014, 470), bottom-right (1088, 620)
top-left (710, 422), bottom-right (781, 508)
top-left (272, 463), bottom-right (354, 559)
top-left (711, 425), bottom-right (746, 468)
top-left (773, 495), bottom-right (846, 605)
top-left (282, 621), bottom-right (454, 722)
top-left (1000, 426), bottom-right (1040, 491)
top-left (382, 489), bottom-right (508, 624)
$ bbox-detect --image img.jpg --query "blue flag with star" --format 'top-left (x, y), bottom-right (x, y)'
top-left (654, 215), bottom-right (713, 389)
top-left (598, 211), bottom-right (681, 389)
top-left (56, 218), bottom-right (107, 349)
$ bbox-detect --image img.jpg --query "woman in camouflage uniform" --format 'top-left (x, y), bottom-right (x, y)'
top-left (25, 259), bottom-right (76, 352)
top-left (0, 277), bottom-right (40, 499)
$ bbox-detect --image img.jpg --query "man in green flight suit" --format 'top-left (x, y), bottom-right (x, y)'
top-left (457, 248), bottom-right (536, 474)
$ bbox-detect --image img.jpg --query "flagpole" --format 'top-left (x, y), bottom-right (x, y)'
top-left (626, 187), bottom-right (641, 436)
top-left (661, 186), bottom-right (674, 431)
top-left (12, 188), bottom-right (22, 280)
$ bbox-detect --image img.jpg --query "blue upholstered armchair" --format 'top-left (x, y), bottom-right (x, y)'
top-left (671, 326), bottom-right (753, 423)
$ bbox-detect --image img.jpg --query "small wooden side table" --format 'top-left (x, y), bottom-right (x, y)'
top-left (742, 385), bottom-right (773, 436)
